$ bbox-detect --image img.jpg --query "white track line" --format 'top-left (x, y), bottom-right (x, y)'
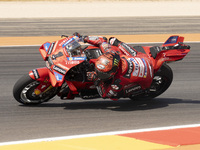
top-left (1, 123), bottom-right (200, 146)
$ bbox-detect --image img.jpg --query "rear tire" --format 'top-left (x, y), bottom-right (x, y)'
top-left (130, 63), bottom-right (173, 100)
top-left (148, 63), bottom-right (173, 98)
top-left (13, 74), bottom-right (58, 105)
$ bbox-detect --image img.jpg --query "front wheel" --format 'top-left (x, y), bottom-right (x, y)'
top-left (13, 74), bottom-right (58, 105)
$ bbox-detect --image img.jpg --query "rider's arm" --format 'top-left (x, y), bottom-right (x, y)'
top-left (109, 37), bottom-right (137, 56)
top-left (72, 32), bottom-right (107, 46)
top-left (83, 36), bottom-right (116, 54)
top-left (83, 36), bottom-right (107, 47)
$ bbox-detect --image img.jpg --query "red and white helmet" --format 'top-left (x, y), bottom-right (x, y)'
top-left (95, 51), bottom-right (120, 81)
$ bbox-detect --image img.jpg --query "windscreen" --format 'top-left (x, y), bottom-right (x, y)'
top-left (63, 37), bottom-right (82, 57)
top-left (65, 39), bottom-right (81, 52)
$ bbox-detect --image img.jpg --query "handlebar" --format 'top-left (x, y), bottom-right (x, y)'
top-left (61, 35), bottom-right (68, 38)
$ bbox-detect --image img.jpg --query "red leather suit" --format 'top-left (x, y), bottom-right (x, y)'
top-left (85, 36), bottom-right (154, 100)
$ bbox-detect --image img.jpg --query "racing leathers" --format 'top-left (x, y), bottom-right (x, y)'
top-left (84, 36), bottom-right (154, 100)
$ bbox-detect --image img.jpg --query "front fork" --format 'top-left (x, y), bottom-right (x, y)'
top-left (28, 67), bottom-right (76, 99)
top-left (29, 67), bottom-right (54, 96)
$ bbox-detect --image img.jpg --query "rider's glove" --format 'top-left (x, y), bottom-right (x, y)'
top-left (73, 32), bottom-right (88, 43)
top-left (87, 71), bottom-right (97, 82)
top-left (73, 32), bottom-right (81, 37)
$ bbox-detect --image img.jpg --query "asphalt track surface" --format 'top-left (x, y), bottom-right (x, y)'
top-left (0, 16), bottom-right (200, 143)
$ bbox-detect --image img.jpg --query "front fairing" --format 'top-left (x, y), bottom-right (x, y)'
top-left (45, 37), bottom-right (87, 87)
top-left (39, 42), bottom-right (52, 60)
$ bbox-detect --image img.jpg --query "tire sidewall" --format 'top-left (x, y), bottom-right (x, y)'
top-left (13, 74), bottom-right (57, 105)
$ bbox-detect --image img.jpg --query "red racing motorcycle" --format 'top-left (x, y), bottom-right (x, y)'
top-left (13, 35), bottom-right (190, 105)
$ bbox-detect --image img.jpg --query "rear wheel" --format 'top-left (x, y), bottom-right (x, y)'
top-left (148, 63), bottom-right (173, 98)
top-left (13, 74), bottom-right (58, 105)
top-left (130, 63), bottom-right (173, 100)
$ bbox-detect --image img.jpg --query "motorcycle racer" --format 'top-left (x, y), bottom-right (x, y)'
top-left (74, 33), bottom-right (154, 100)
top-left (13, 32), bottom-right (190, 105)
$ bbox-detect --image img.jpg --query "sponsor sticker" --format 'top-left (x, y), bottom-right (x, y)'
top-left (66, 61), bottom-right (80, 65)
top-left (165, 36), bottom-right (178, 44)
top-left (129, 58), bottom-right (139, 77)
top-left (48, 42), bottom-right (55, 55)
top-left (135, 57), bottom-right (145, 78)
top-left (44, 42), bottom-right (51, 52)
top-left (32, 69), bottom-right (40, 79)
top-left (121, 43), bottom-right (137, 56)
top-left (59, 38), bottom-right (68, 47)
top-left (67, 57), bottom-right (86, 61)
top-left (57, 64), bottom-right (69, 71)
top-left (101, 42), bottom-right (110, 50)
top-left (114, 58), bottom-right (120, 67)
top-left (62, 37), bottom-right (74, 48)
top-left (53, 65), bottom-right (66, 75)
top-left (54, 71), bottom-right (63, 81)
top-left (125, 85), bottom-right (141, 95)
top-left (129, 57), bottom-right (149, 78)
top-left (124, 59), bottom-right (133, 78)
top-left (141, 58), bottom-right (147, 78)
top-left (119, 45), bottom-right (130, 56)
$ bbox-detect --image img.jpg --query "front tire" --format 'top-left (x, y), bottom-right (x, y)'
top-left (13, 74), bottom-right (58, 105)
